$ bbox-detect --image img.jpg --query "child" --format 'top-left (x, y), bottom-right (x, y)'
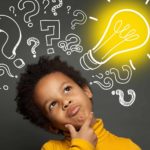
top-left (15, 56), bottom-right (141, 150)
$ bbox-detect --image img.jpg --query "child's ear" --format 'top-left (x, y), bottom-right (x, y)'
top-left (82, 85), bottom-right (93, 98)
top-left (48, 124), bottom-right (59, 134)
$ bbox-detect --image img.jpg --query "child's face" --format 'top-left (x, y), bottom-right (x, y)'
top-left (34, 72), bottom-right (93, 132)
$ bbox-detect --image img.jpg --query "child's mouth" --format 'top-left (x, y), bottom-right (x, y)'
top-left (67, 105), bottom-right (80, 117)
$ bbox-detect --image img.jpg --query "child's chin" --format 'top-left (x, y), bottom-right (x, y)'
top-left (73, 122), bottom-right (83, 131)
top-left (73, 117), bottom-right (86, 129)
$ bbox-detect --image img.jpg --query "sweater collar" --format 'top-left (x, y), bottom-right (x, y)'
top-left (92, 119), bottom-right (108, 140)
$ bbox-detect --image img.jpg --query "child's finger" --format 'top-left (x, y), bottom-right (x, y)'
top-left (65, 124), bottom-right (76, 138)
top-left (81, 112), bottom-right (93, 129)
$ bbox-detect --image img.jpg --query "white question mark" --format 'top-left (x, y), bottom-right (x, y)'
top-left (111, 89), bottom-right (136, 107)
top-left (0, 15), bottom-right (25, 69)
top-left (9, 6), bottom-right (17, 17)
top-left (42, 0), bottom-right (50, 14)
top-left (58, 33), bottom-right (83, 55)
top-left (67, 6), bottom-right (71, 14)
top-left (40, 20), bottom-right (60, 54)
top-left (18, 0), bottom-right (40, 28)
top-left (51, 0), bottom-right (63, 16)
top-left (66, 33), bottom-right (83, 55)
top-left (27, 37), bottom-right (40, 58)
top-left (108, 65), bottom-right (132, 84)
top-left (71, 10), bottom-right (87, 30)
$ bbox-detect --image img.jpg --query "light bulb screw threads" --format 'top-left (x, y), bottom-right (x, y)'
top-left (80, 50), bottom-right (102, 70)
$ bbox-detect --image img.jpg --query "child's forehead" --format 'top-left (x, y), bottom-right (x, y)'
top-left (36, 72), bottom-right (75, 90)
top-left (46, 71), bottom-right (73, 82)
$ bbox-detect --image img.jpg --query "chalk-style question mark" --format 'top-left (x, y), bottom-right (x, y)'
top-left (40, 20), bottom-right (60, 54)
top-left (9, 6), bottom-right (17, 17)
top-left (111, 89), bottom-right (136, 107)
top-left (43, 0), bottom-right (50, 14)
top-left (71, 10), bottom-right (87, 30)
top-left (108, 65), bottom-right (132, 84)
top-left (0, 15), bottom-right (21, 59)
top-left (65, 34), bottom-right (83, 55)
top-left (0, 15), bottom-right (25, 69)
top-left (67, 6), bottom-right (71, 14)
top-left (51, 0), bottom-right (63, 16)
top-left (27, 37), bottom-right (40, 58)
top-left (58, 33), bottom-right (83, 55)
top-left (18, 0), bottom-right (40, 28)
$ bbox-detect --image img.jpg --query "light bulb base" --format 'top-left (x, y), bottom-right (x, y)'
top-left (80, 50), bottom-right (102, 70)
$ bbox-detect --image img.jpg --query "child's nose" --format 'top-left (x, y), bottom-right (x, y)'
top-left (62, 100), bottom-right (72, 110)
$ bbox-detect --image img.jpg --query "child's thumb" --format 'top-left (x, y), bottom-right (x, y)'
top-left (65, 124), bottom-right (76, 138)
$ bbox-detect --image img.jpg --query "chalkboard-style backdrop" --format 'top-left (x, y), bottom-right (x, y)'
top-left (0, 0), bottom-right (150, 149)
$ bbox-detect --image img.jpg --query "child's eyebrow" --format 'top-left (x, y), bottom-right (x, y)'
top-left (58, 81), bottom-right (71, 91)
top-left (43, 100), bottom-right (50, 109)
top-left (58, 81), bottom-right (67, 91)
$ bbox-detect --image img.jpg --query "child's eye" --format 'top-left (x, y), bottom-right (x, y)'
top-left (64, 86), bottom-right (72, 93)
top-left (49, 101), bottom-right (57, 110)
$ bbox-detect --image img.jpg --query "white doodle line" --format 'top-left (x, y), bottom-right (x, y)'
top-left (145, 0), bottom-right (150, 5)
top-left (0, 63), bottom-right (18, 78)
top-left (147, 53), bottom-right (150, 59)
top-left (129, 59), bottom-right (136, 70)
top-left (89, 16), bottom-right (98, 21)
top-left (90, 73), bottom-right (114, 90)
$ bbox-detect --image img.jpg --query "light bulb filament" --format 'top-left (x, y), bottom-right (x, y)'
top-left (93, 20), bottom-right (140, 59)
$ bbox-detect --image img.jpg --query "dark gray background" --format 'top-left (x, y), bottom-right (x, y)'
top-left (0, 0), bottom-right (150, 149)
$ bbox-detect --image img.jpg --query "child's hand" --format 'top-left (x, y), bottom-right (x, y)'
top-left (65, 112), bottom-right (98, 147)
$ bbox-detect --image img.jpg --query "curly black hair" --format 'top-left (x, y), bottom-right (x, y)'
top-left (15, 56), bottom-right (90, 133)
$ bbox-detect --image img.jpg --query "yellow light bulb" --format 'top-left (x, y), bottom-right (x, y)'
top-left (80, 9), bottom-right (150, 70)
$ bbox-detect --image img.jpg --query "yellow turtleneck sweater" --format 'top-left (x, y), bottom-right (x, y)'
top-left (41, 119), bottom-right (141, 150)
